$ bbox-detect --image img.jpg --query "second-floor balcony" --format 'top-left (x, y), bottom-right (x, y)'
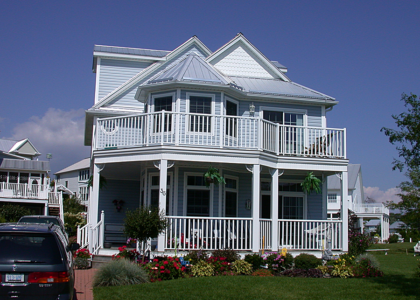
top-left (353, 203), bottom-right (390, 216)
top-left (94, 111), bottom-right (346, 159)
top-left (0, 182), bottom-right (50, 200)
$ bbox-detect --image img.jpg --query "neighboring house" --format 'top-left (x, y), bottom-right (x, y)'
top-left (0, 138), bottom-right (63, 218)
top-left (327, 164), bottom-right (390, 242)
top-left (55, 158), bottom-right (90, 205)
top-left (389, 221), bottom-right (406, 234)
top-left (364, 219), bottom-right (380, 234)
top-left (81, 34), bottom-right (351, 256)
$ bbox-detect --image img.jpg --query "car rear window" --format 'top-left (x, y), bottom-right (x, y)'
top-left (0, 233), bottom-right (63, 264)
top-left (19, 217), bottom-right (60, 226)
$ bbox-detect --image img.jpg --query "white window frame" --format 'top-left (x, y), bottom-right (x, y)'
top-left (183, 172), bottom-right (213, 217)
top-left (260, 106), bottom-right (307, 126)
top-left (186, 92), bottom-right (216, 135)
top-left (148, 172), bottom-right (173, 215)
top-left (151, 92), bottom-right (176, 113)
top-left (224, 175), bottom-right (238, 217)
top-left (328, 193), bottom-right (337, 203)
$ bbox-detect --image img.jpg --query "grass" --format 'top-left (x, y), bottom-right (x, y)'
top-left (93, 243), bottom-right (420, 300)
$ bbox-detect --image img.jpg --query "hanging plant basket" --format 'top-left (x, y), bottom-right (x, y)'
top-left (301, 172), bottom-right (322, 194)
top-left (203, 167), bottom-right (226, 188)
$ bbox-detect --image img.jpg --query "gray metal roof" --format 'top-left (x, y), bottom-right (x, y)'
top-left (0, 158), bottom-right (50, 172)
top-left (328, 164), bottom-right (361, 190)
top-left (148, 53), bottom-right (229, 85)
top-left (94, 45), bottom-right (170, 58)
top-left (55, 158), bottom-right (90, 175)
top-left (271, 60), bottom-right (287, 70)
top-left (0, 138), bottom-right (19, 153)
top-left (229, 77), bottom-right (335, 100)
top-left (390, 221), bottom-right (406, 229)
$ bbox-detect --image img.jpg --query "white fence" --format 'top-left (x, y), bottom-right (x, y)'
top-left (354, 204), bottom-right (389, 215)
top-left (95, 112), bottom-right (346, 158)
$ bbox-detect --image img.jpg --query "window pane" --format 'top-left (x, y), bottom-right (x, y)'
top-left (225, 191), bottom-right (237, 217)
top-left (190, 96), bottom-right (211, 114)
top-left (0, 172), bottom-right (7, 182)
top-left (151, 190), bottom-right (159, 209)
top-left (9, 173), bottom-right (18, 183)
top-left (187, 190), bottom-right (210, 216)
top-left (154, 96), bottom-right (172, 112)
top-left (225, 178), bottom-right (237, 189)
top-left (187, 176), bottom-right (205, 186)
top-left (279, 196), bottom-right (304, 219)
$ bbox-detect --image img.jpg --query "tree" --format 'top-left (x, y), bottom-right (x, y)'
top-left (123, 206), bottom-right (167, 262)
top-left (381, 93), bottom-right (420, 172)
top-left (0, 204), bottom-right (30, 222)
top-left (382, 93), bottom-right (420, 231)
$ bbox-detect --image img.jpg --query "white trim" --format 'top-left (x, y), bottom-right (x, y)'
top-left (224, 97), bottom-right (239, 116)
top-left (94, 58), bottom-right (101, 104)
top-left (183, 172), bottom-right (213, 217)
top-left (93, 52), bottom-right (166, 62)
top-left (260, 105), bottom-right (307, 126)
top-left (151, 92), bottom-right (176, 112)
top-left (148, 171), bottom-right (173, 215)
top-left (321, 106), bottom-right (326, 128)
top-left (174, 165), bottom-right (179, 216)
top-left (223, 175), bottom-right (239, 217)
top-left (186, 92), bottom-right (216, 134)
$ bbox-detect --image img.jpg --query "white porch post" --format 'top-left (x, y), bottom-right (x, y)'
top-left (157, 159), bottom-right (168, 252)
top-left (380, 215), bottom-right (384, 243)
top-left (270, 169), bottom-right (279, 252)
top-left (341, 171), bottom-right (349, 251)
top-left (359, 217), bottom-right (364, 234)
top-left (322, 174), bottom-right (327, 219)
top-left (89, 163), bottom-right (101, 225)
top-left (252, 164), bottom-right (261, 253)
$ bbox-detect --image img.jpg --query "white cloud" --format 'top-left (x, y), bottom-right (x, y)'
top-left (363, 186), bottom-right (401, 204)
top-left (8, 108), bottom-right (90, 175)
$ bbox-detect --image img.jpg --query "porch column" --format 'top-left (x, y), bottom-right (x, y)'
top-left (359, 217), bottom-right (364, 234)
top-left (252, 164), bottom-right (261, 253)
top-left (157, 159), bottom-right (168, 252)
top-left (380, 215), bottom-right (384, 243)
top-left (270, 169), bottom-right (279, 252)
top-left (322, 174), bottom-right (327, 219)
top-left (89, 163), bottom-right (101, 225)
top-left (341, 171), bottom-right (349, 251)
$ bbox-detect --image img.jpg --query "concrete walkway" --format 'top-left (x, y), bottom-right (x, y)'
top-left (75, 268), bottom-right (97, 300)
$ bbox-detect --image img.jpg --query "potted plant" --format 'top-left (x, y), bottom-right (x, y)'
top-left (203, 167), bottom-right (226, 187)
top-left (301, 172), bottom-right (322, 194)
top-left (74, 248), bottom-right (92, 269)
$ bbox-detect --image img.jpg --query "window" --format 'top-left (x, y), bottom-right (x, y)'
top-left (153, 95), bottom-right (173, 133)
top-left (328, 194), bottom-right (337, 203)
top-left (186, 175), bottom-right (210, 216)
top-left (9, 173), bottom-right (18, 184)
top-left (79, 169), bottom-right (90, 181)
top-left (225, 100), bottom-right (238, 137)
top-left (189, 95), bottom-right (213, 133)
top-left (79, 186), bottom-right (89, 202)
top-left (279, 196), bottom-right (304, 219)
top-left (20, 173), bottom-right (29, 184)
top-left (0, 172), bottom-right (7, 183)
top-left (225, 177), bottom-right (238, 217)
top-left (150, 175), bottom-right (171, 215)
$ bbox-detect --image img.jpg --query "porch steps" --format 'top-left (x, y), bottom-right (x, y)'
top-left (48, 207), bottom-right (60, 216)
top-left (92, 254), bottom-right (113, 269)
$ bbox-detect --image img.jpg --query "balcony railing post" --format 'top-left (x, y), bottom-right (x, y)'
top-left (276, 124), bottom-right (280, 155)
top-left (219, 116), bottom-right (224, 148)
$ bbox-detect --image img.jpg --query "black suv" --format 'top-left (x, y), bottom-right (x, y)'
top-left (0, 223), bottom-right (79, 299)
top-left (18, 215), bottom-right (69, 241)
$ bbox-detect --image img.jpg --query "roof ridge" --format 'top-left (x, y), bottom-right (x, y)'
top-left (94, 44), bottom-right (170, 53)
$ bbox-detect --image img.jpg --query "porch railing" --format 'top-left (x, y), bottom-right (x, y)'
top-left (95, 112), bottom-right (346, 159)
top-left (165, 216), bottom-right (253, 251)
top-left (277, 219), bottom-right (342, 250)
top-left (0, 182), bottom-right (49, 199)
top-left (77, 223), bottom-right (89, 249)
top-left (353, 204), bottom-right (389, 215)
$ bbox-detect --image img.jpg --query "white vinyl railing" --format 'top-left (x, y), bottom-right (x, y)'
top-left (354, 204), bottom-right (389, 215)
top-left (0, 182), bottom-right (49, 199)
top-left (260, 219), bottom-right (272, 249)
top-left (77, 211), bottom-right (105, 255)
top-left (77, 223), bottom-right (89, 249)
top-left (95, 112), bottom-right (346, 158)
top-left (277, 219), bottom-right (342, 250)
top-left (165, 216), bottom-right (252, 251)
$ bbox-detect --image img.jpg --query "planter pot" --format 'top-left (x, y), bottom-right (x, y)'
top-left (104, 242), bottom-right (112, 248)
top-left (74, 257), bottom-right (91, 269)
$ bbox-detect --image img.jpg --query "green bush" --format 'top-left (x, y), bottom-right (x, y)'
top-left (388, 234), bottom-right (399, 243)
top-left (93, 259), bottom-right (149, 287)
top-left (348, 232), bottom-right (372, 256)
top-left (231, 260), bottom-right (252, 275)
top-left (352, 254), bottom-right (383, 278)
top-left (63, 197), bottom-right (85, 214)
top-left (0, 204), bottom-right (30, 222)
top-left (294, 253), bottom-right (321, 270)
top-left (244, 254), bottom-right (264, 271)
top-left (64, 212), bottom-right (86, 235)
top-left (355, 253), bottom-right (380, 269)
top-left (282, 253), bottom-right (294, 270)
top-left (0, 214), bottom-right (5, 223)
top-left (191, 260), bottom-right (214, 277)
top-left (211, 249), bottom-right (240, 263)
top-left (399, 229), bottom-right (420, 242)
top-left (184, 250), bottom-right (209, 264)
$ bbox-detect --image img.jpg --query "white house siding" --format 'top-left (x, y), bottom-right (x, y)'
top-left (98, 59), bottom-right (152, 101)
top-left (97, 179), bottom-right (140, 224)
top-left (56, 170), bottom-right (79, 194)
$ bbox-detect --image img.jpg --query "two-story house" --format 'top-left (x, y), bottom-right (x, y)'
top-left (81, 34), bottom-right (350, 255)
top-left (0, 138), bottom-right (63, 218)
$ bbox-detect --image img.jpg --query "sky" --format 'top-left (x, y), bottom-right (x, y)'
top-left (1, 0), bottom-right (419, 203)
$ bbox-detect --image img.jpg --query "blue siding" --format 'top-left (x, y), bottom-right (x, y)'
top-left (97, 179), bottom-right (140, 224)
top-left (306, 192), bottom-right (323, 220)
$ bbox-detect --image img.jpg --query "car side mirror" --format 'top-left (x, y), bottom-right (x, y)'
top-left (67, 242), bottom-right (80, 252)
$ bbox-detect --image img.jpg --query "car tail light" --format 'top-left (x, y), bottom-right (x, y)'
top-left (28, 272), bottom-right (70, 283)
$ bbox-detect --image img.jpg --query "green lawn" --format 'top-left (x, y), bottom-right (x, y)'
top-left (93, 243), bottom-right (420, 300)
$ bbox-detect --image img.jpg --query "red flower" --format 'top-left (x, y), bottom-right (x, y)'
top-left (181, 267), bottom-right (186, 271)
top-left (160, 271), bottom-right (164, 273)
top-left (160, 266), bottom-right (165, 269)
top-left (156, 264), bottom-right (159, 267)
top-left (153, 259), bottom-right (158, 262)
top-left (176, 266), bottom-right (179, 270)
top-left (163, 261), bottom-right (168, 265)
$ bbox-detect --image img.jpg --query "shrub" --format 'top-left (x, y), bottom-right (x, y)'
top-left (145, 256), bottom-right (184, 281)
top-left (191, 260), bottom-right (214, 277)
top-left (352, 254), bottom-right (383, 278)
top-left (211, 249), bottom-right (240, 262)
top-left (388, 234), bottom-right (399, 243)
top-left (0, 214), bottom-right (5, 223)
top-left (231, 260), bottom-right (252, 275)
top-left (251, 269), bottom-right (273, 277)
top-left (281, 268), bottom-right (323, 278)
top-left (348, 232), bottom-right (372, 256)
top-left (64, 212), bottom-right (86, 235)
top-left (63, 197), bottom-right (85, 214)
top-left (245, 254), bottom-right (264, 271)
top-left (184, 250), bottom-right (209, 264)
top-left (399, 229), bottom-right (420, 243)
top-left (294, 253), bottom-right (321, 269)
top-left (261, 252), bottom-right (285, 271)
top-left (207, 256), bottom-right (231, 275)
top-left (93, 259), bottom-right (149, 286)
top-left (331, 258), bottom-right (354, 278)
top-left (0, 204), bottom-right (30, 222)
top-left (282, 253), bottom-right (294, 270)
